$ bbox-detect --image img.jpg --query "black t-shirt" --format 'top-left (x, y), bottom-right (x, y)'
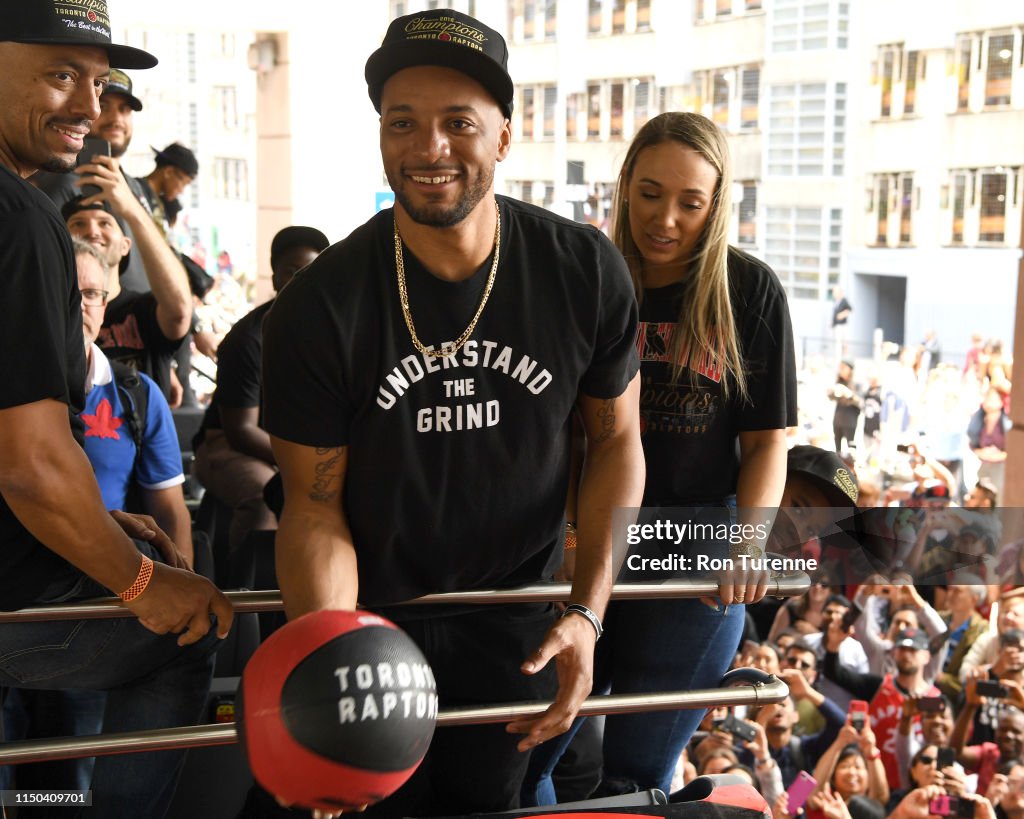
top-left (263, 197), bottom-right (639, 606)
top-left (637, 247), bottom-right (797, 505)
top-left (0, 165), bottom-right (87, 610)
top-left (97, 290), bottom-right (182, 399)
top-left (832, 297), bottom-right (851, 327)
top-left (32, 168), bottom-right (153, 294)
top-left (197, 298), bottom-right (272, 441)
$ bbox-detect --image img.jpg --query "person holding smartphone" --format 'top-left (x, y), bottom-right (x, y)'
top-left (803, 721), bottom-right (889, 818)
top-left (824, 624), bottom-right (941, 791)
top-left (894, 694), bottom-right (958, 788)
top-left (886, 744), bottom-right (969, 813)
top-left (950, 676), bottom-right (1024, 795)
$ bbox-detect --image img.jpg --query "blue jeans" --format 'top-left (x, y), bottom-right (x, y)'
top-left (522, 502), bottom-right (745, 804)
top-left (0, 540), bottom-right (217, 819)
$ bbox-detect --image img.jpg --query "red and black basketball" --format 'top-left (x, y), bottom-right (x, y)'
top-left (238, 610), bottom-right (438, 812)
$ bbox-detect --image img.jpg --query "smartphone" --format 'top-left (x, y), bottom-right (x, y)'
top-left (720, 713), bottom-right (757, 743)
top-left (840, 602), bottom-right (863, 632)
top-left (786, 771), bottom-right (817, 813)
top-left (849, 699), bottom-right (869, 732)
top-left (929, 630), bottom-right (952, 654)
top-left (918, 696), bottom-right (945, 713)
top-left (928, 795), bottom-right (974, 817)
top-left (976, 679), bottom-right (1009, 699)
top-left (937, 746), bottom-right (956, 769)
top-left (896, 443), bottom-right (912, 453)
top-left (75, 136), bottom-right (111, 199)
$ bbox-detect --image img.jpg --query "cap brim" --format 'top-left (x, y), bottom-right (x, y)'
top-left (103, 89), bottom-right (143, 111)
top-left (365, 41), bottom-right (512, 116)
top-left (13, 38), bottom-right (157, 70)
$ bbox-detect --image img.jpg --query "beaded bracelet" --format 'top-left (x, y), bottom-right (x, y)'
top-left (119, 554), bottom-right (154, 602)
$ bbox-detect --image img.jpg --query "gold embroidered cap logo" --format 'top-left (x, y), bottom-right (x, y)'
top-left (833, 467), bottom-right (859, 504)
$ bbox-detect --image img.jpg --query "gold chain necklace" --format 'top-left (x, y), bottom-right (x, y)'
top-left (394, 203), bottom-right (500, 358)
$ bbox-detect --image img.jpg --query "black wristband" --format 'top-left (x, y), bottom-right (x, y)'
top-left (562, 603), bottom-right (603, 641)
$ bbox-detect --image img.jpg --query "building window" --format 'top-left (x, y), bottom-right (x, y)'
top-left (544, 0), bottom-right (557, 39)
top-left (214, 158), bottom-right (249, 201)
top-left (612, 0), bottom-right (626, 33)
top-left (588, 84), bottom-right (601, 136)
top-left (186, 32), bottom-right (196, 84)
top-left (768, 82), bottom-right (846, 177)
top-left (980, 172), bottom-right (1007, 241)
top-left (741, 67), bottom-right (760, 128)
top-left (695, 65), bottom-right (760, 132)
top-left (986, 33), bottom-right (1014, 105)
top-left (634, 80), bottom-right (652, 131)
top-left (875, 176), bottom-right (890, 245)
top-left (878, 45), bottom-right (897, 117)
top-left (904, 50), bottom-right (919, 114)
top-left (523, 0), bottom-right (536, 39)
top-left (636, 0), bottom-right (652, 31)
top-left (951, 172), bottom-right (968, 244)
top-left (956, 36), bottom-right (972, 111)
top-left (956, 30), bottom-right (1021, 110)
top-left (588, 0), bottom-right (602, 34)
top-left (899, 175), bottom-right (914, 244)
top-left (712, 72), bottom-right (729, 125)
top-left (716, 0), bottom-right (732, 16)
top-left (771, 0), bottom-right (838, 52)
top-left (610, 82), bottom-right (624, 137)
top-left (521, 87), bottom-right (535, 139)
top-left (542, 85), bottom-right (557, 138)
top-left (738, 182), bottom-right (757, 246)
top-left (764, 206), bottom-right (837, 299)
top-left (567, 92), bottom-right (580, 140)
top-left (746, 0), bottom-right (762, 8)
top-left (214, 86), bottom-right (238, 130)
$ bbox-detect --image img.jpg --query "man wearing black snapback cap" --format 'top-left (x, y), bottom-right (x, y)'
top-left (260, 7), bottom-right (644, 817)
top-left (0, 3), bottom-right (232, 816)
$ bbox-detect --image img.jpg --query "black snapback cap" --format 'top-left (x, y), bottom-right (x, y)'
top-left (104, 68), bottom-right (142, 111)
top-left (0, 0), bottom-right (157, 70)
top-left (365, 10), bottom-right (513, 118)
top-left (787, 445), bottom-right (859, 510)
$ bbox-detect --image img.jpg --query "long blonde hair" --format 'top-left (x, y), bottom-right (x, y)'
top-left (611, 112), bottom-right (747, 400)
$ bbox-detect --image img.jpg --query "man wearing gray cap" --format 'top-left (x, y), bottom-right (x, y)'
top-left (0, 3), bottom-right (232, 817)
top-left (259, 7), bottom-right (643, 817)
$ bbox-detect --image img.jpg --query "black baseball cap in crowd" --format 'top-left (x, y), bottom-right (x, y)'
top-left (270, 226), bottom-right (330, 266)
top-left (893, 628), bottom-right (930, 651)
top-left (152, 143), bottom-right (198, 178)
top-left (0, 0), bottom-right (157, 70)
top-left (365, 9), bottom-right (514, 119)
top-left (787, 445), bottom-right (860, 510)
top-left (104, 68), bottom-right (143, 111)
top-left (61, 195), bottom-right (131, 274)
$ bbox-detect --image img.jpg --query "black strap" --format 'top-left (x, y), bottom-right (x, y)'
top-left (111, 360), bottom-right (148, 469)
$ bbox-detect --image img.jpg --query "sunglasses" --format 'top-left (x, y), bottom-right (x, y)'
top-left (785, 657), bottom-right (814, 670)
top-left (917, 754), bottom-right (936, 765)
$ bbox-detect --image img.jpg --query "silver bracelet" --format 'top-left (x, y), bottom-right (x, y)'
top-left (562, 603), bottom-right (603, 641)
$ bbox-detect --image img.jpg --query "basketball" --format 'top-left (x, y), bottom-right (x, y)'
top-left (238, 610), bottom-right (438, 811)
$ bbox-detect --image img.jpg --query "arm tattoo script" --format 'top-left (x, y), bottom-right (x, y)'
top-left (594, 399), bottom-right (616, 443)
top-left (309, 447), bottom-right (344, 503)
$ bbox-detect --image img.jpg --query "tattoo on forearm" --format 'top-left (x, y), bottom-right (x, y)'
top-left (595, 399), bottom-right (616, 443)
top-left (309, 447), bottom-right (343, 502)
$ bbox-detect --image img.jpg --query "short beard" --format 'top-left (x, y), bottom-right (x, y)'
top-left (39, 155), bottom-right (76, 173)
top-left (391, 165), bottom-right (493, 228)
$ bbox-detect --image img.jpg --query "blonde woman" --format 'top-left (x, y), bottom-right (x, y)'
top-left (524, 113), bottom-right (796, 803)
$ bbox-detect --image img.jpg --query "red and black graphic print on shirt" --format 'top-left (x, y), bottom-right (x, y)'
top-left (635, 321), bottom-right (722, 437)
